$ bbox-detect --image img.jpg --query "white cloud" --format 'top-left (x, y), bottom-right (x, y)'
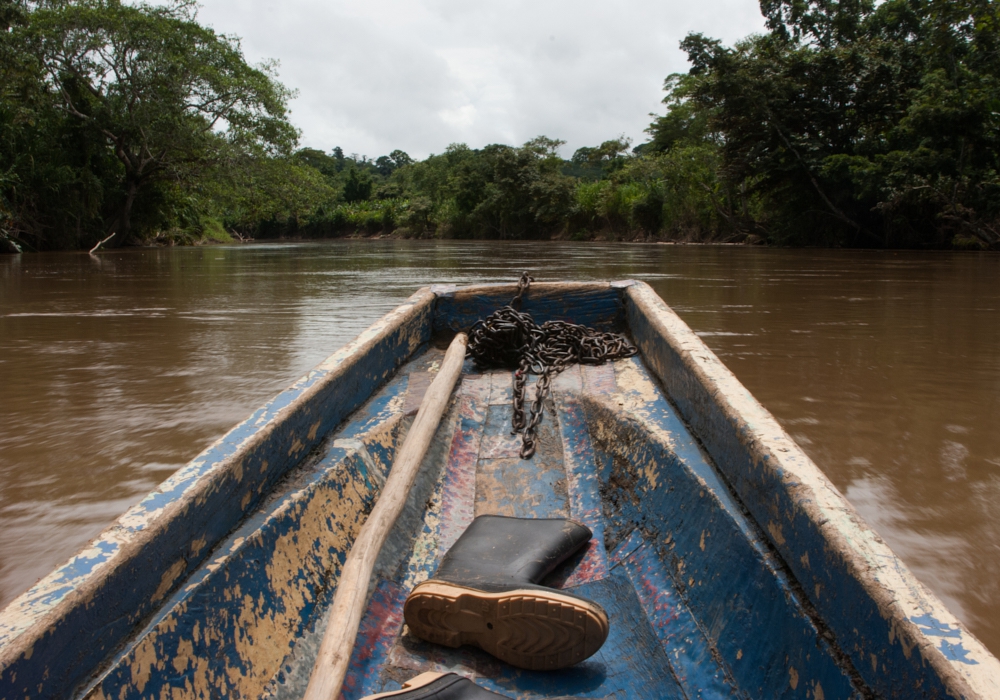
top-left (197, 0), bottom-right (765, 159)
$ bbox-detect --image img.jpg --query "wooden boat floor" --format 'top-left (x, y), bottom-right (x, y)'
top-left (264, 347), bottom-right (738, 700)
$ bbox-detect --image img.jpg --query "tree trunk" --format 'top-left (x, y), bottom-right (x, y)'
top-left (107, 179), bottom-right (139, 248)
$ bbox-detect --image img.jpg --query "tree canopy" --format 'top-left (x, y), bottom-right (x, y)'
top-left (649, 0), bottom-right (1000, 247)
top-left (2, 0), bottom-right (297, 248)
top-left (3, 0), bottom-right (998, 250)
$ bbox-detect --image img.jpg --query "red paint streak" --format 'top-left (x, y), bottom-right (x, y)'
top-left (341, 580), bottom-right (407, 699)
top-left (561, 537), bottom-right (609, 588)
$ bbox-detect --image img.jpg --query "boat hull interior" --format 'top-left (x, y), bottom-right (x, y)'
top-left (2, 282), bottom-right (997, 700)
top-left (92, 349), bottom-right (854, 700)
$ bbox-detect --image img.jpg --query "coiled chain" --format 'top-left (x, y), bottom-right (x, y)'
top-left (467, 272), bottom-right (637, 458)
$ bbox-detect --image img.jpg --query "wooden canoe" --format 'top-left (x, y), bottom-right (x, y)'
top-left (1, 281), bottom-right (998, 700)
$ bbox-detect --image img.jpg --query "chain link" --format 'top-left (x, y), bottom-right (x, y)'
top-left (467, 272), bottom-right (637, 459)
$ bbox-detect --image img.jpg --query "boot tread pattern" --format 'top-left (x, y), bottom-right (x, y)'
top-left (404, 582), bottom-right (608, 671)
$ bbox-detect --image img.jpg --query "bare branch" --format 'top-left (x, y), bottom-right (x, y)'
top-left (89, 232), bottom-right (115, 255)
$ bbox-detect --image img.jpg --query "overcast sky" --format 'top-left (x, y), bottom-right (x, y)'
top-left (197, 0), bottom-right (766, 160)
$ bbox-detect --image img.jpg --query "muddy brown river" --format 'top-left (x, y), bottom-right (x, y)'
top-left (1, 241), bottom-right (998, 655)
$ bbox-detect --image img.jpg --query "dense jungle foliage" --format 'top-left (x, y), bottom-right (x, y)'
top-left (2, 0), bottom-right (999, 251)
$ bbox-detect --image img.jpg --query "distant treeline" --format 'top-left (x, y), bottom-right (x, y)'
top-left (2, 0), bottom-right (999, 252)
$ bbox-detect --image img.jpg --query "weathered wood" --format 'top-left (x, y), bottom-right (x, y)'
top-left (624, 280), bottom-right (1000, 699)
top-left (303, 333), bottom-right (468, 700)
top-left (0, 287), bottom-right (435, 700)
top-left (431, 281), bottom-right (624, 334)
top-left (7, 280), bottom-right (1000, 700)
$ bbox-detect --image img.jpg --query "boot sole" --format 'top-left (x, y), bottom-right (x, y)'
top-left (403, 581), bottom-right (609, 670)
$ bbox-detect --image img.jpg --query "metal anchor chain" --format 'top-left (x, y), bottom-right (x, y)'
top-left (467, 272), bottom-right (637, 459)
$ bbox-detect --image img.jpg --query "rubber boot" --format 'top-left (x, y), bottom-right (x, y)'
top-left (403, 515), bottom-right (609, 670)
top-left (361, 672), bottom-right (511, 699)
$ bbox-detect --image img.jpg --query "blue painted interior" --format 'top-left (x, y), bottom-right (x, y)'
top-left (475, 404), bottom-right (569, 519)
top-left (624, 294), bottom-right (955, 700)
top-left (0, 298), bottom-right (431, 700)
top-left (582, 363), bottom-right (857, 699)
top-left (5, 282), bottom-right (978, 700)
top-left (88, 372), bottom-right (413, 699)
top-left (432, 285), bottom-right (624, 335)
top-left (609, 531), bottom-right (738, 699)
top-left (327, 355), bottom-right (858, 699)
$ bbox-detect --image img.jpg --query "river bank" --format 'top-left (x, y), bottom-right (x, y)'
top-left (2, 228), bottom-right (764, 252)
top-left (90, 224), bottom-right (769, 249)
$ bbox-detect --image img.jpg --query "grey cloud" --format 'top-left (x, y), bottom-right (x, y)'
top-left (197, 0), bottom-right (765, 159)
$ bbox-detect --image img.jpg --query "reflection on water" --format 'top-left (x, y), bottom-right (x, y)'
top-left (1, 241), bottom-right (999, 654)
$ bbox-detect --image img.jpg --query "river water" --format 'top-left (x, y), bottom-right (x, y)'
top-left (1, 241), bottom-right (998, 655)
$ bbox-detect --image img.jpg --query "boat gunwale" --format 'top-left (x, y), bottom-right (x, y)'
top-left (0, 287), bottom-right (436, 698)
top-left (427, 280), bottom-right (617, 296)
top-left (1, 279), bottom-right (998, 700)
top-left (624, 280), bottom-right (1000, 699)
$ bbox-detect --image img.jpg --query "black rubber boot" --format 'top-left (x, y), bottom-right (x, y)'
top-left (361, 672), bottom-right (511, 699)
top-left (403, 515), bottom-right (609, 670)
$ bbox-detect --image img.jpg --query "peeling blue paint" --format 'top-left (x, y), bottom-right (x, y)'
top-left (911, 614), bottom-right (963, 639)
top-left (610, 531), bottom-right (738, 699)
top-left (624, 281), bottom-right (999, 698)
top-left (0, 290), bottom-right (434, 700)
top-left (3, 281), bottom-right (996, 700)
top-left (432, 283), bottom-right (624, 335)
top-left (583, 380), bottom-right (856, 699)
top-left (939, 640), bottom-right (980, 666)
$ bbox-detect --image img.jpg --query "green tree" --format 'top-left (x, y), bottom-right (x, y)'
top-left (14, 0), bottom-right (297, 247)
top-left (1, 0), bottom-right (30, 250)
top-left (451, 137), bottom-right (575, 239)
top-left (204, 151), bottom-right (335, 235)
top-left (567, 137), bottom-right (633, 181)
top-left (645, 75), bottom-right (713, 153)
top-left (342, 167), bottom-right (374, 203)
top-left (389, 149), bottom-right (413, 168)
top-left (294, 148), bottom-right (342, 180)
top-left (331, 146), bottom-right (346, 172)
top-left (374, 149), bottom-right (413, 177)
top-left (666, 0), bottom-right (1000, 247)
